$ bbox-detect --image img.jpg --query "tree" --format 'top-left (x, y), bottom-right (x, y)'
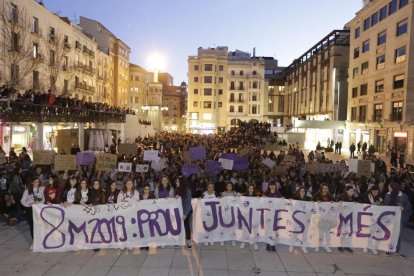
top-left (0, 3), bottom-right (40, 87)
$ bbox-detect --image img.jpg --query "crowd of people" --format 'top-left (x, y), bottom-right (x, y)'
top-left (0, 121), bottom-right (413, 256)
top-left (0, 86), bottom-right (135, 115)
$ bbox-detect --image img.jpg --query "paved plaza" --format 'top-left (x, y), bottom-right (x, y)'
top-left (0, 218), bottom-right (413, 276)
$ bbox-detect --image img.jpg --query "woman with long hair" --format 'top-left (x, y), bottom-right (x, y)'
top-left (20, 177), bottom-right (45, 249)
top-left (117, 179), bottom-right (140, 203)
top-left (312, 183), bottom-right (333, 253)
top-left (89, 179), bottom-right (106, 205)
top-left (74, 178), bottom-right (90, 205)
top-left (175, 176), bottom-right (192, 248)
top-left (105, 180), bottom-right (120, 204)
top-left (44, 175), bottom-right (60, 204)
top-left (139, 183), bottom-right (155, 200)
top-left (240, 184), bottom-right (260, 250)
top-left (61, 176), bottom-right (78, 206)
top-left (155, 176), bottom-right (174, 199)
top-left (263, 181), bottom-right (282, 252)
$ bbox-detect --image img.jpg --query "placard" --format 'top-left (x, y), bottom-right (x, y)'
top-left (118, 162), bottom-right (132, 172)
top-left (262, 158), bottom-right (276, 169)
top-left (96, 153), bottom-right (118, 171)
top-left (205, 160), bottom-right (222, 174)
top-left (151, 158), bottom-right (167, 172)
top-left (143, 150), bottom-right (159, 161)
top-left (54, 155), bottom-right (77, 171)
top-left (183, 151), bottom-right (190, 163)
top-left (33, 150), bottom-right (55, 165)
top-left (238, 148), bottom-right (250, 157)
top-left (118, 143), bottom-right (138, 155)
top-left (358, 160), bottom-right (372, 177)
top-left (189, 146), bottom-right (206, 161)
top-left (218, 158), bottom-right (234, 170)
top-left (76, 151), bottom-right (95, 165)
top-left (182, 164), bottom-right (200, 177)
top-left (136, 164), bottom-right (149, 173)
top-left (348, 159), bottom-right (358, 173)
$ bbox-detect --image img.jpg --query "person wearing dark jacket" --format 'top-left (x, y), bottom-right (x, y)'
top-left (312, 183), bottom-right (333, 253)
top-left (337, 186), bottom-right (355, 253)
top-left (175, 176), bottom-right (192, 249)
top-left (88, 180), bottom-right (106, 205)
top-left (105, 180), bottom-right (120, 204)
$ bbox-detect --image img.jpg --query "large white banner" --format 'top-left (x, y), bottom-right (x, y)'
top-left (192, 197), bottom-right (401, 252)
top-left (33, 198), bottom-right (184, 252)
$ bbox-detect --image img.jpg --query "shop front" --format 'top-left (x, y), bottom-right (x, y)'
top-left (393, 131), bottom-right (407, 153)
top-left (375, 129), bottom-right (388, 153)
top-left (1, 124), bottom-right (34, 155)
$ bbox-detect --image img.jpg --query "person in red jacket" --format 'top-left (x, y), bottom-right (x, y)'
top-left (44, 175), bottom-right (60, 204)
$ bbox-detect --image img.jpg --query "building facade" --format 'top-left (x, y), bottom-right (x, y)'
top-left (347, 0), bottom-right (412, 157)
top-left (129, 63), bottom-right (150, 113)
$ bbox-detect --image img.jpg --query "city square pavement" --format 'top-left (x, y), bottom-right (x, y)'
top-left (0, 216), bottom-right (413, 276)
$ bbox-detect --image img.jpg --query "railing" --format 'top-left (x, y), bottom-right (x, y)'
top-left (390, 112), bottom-right (402, 122)
top-left (228, 112), bottom-right (246, 116)
top-left (75, 82), bottom-right (96, 92)
top-left (372, 115), bottom-right (382, 123)
top-left (0, 101), bottom-right (126, 123)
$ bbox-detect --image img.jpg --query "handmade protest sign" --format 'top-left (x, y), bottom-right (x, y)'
top-left (143, 150), bottom-right (159, 161)
top-left (118, 143), bottom-right (138, 155)
top-left (218, 158), bottom-right (234, 170)
top-left (358, 160), bottom-right (372, 177)
top-left (182, 151), bottom-right (191, 163)
top-left (348, 159), bottom-right (358, 173)
top-left (238, 148), bottom-right (250, 157)
top-left (33, 150), bottom-right (55, 165)
top-left (233, 157), bottom-right (249, 171)
top-left (192, 197), bottom-right (401, 252)
top-left (136, 164), bottom-right (149, 173)
top-left (262, 158), bottom-right (276, 169)
top-left (151, 158), bottom-right (167, 171)
top-left (54, 155), bottom-right (77, 171)
top-left (33, 198), bottom-right (184, 252)
top-left (182, 164), bottom-right (200, 177)
top-left (189, 147), bottom-right (206, 161)
top-left (118, 162), bottom-right (132, 172)
top-left (76, 151), bottom-right (95, 165)
top-left (205, 160), bottom-right (222, 174)
top-left (96, 153), bottom-right (117, 171)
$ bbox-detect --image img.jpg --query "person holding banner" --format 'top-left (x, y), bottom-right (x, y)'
top-left (384, 182), bottom-right (411, 258)
top-left (89, 180), bottom-right (106, 205)
top-left (337, 186), bottom-right (355, 253)
top-left (140, 184), bottom-right (155, 200)
top-left (240, 184), bottom-right (260, 250)
top-left (202, 182), bottom-right (218, 246)
top-left (155, 176), bottom-right (175, 199)
top-left (263, 181), bottom-right (282, 252)
top-left (105, 180), bottom-right (120, 204)
top-left (312, 183), bottom-right (333, 253)
top-left (220, 182), bottom-right (239, 247)
top-left (61, 176), bottom-right (79, 206)
top-left (117, 179), bottom-right (140, 203)
top-left (175, 176), bottom-right (193, 249)
top-left (75, 179), bottom-right (90, 205)
top-left (20, 177), bottom-right (45, 249)
top-left (44, 175), bottom-right (60, 204)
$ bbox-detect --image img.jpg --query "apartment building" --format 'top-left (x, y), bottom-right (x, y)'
top-left (129, 63), bottom-right (150, 113)
top-left (162, 85), bottom-right (185, 132)
top-left (0, 0), bottom-right (97, 101)
top-left (187, 47), bottom-right (269, 134)
top-left (283, 30), bottom-right (350, 148)
top-left (96, 49), bottom-right (114, 105)
top-left (347, 0), bottom-right (412, 155)
top-left (79, 16), bottom-right (131, 108)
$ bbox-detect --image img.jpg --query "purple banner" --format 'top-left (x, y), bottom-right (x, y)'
top-left (205, 160), bottom-right (222, 174)
top-left (182, 164), bottom-right (200, 177)
top-left (189, 147), bottom-right (206, 161)
top-left (76, 151), bottom-right (95, 165)
top-left (233, 157), bottom-right (249, 170)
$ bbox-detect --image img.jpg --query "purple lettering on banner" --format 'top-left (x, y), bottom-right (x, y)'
top-left (68, 220), bottom-right (88, 245)
top-left (372, 211), bottom-right (396, 241)
top-left (202, 201), bottom-right (219, 232)
top-left (257, 208), bottom-right (270, 229)
top-left (290, 210), bottom-right (306, 234)
top-left (182, 164), bottom-right (200, 177)
top-left (356, 211), bottom-right (373, 238)
top-left (337, 212), bottom-right (353, 237)
top-left (273, 209), bottom-right (288, 231)
top-left (89, 218), bottom-right (113, 243)
top-left (219, 206), bottom-right (235, 228)
top-left (237, 207), bottom-right (252, 233)
top-left (40, 206), bottom-right (66, 249)
top-left (189, 147), bottom-right (206, 161)
top-left (136, 208), bottom-right (182, 238)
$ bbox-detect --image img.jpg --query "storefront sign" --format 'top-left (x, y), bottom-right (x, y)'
top-left (394, 132), bottom-right (407, 138)
top-left (13, 126), bottom-right (28, 133)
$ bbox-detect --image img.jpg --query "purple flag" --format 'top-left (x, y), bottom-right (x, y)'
top-left (76, 151), bottom-right (95, 165)
top-left (189, 147), bottom-right (206, 161)
top-left (182, 164), bottom-right (200, 177)
top-left (205, 160), bottom-right (222, 174)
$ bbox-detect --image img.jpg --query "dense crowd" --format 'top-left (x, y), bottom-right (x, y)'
top-left (0, 86), bottom-right (135, 114)
top-left (0, 121), bottom-right (412, 256)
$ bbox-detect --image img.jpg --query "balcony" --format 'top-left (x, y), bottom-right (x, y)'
top-left (372, 114), bottom-right (382, 123)
top-left (247, 74), bottom-right (261, 79)
top-left (64, 42), bottom-right (71, 50)
top-left (228, 112), bottom-right (246, 116)
top-left (75, 41), bottom-right (82, 50)
top-left (390, 112), bottom-right (402, 122)
top-left (75, 62), bottom-right (94, 74)
top-left (76, 82), bottom-right (96, 93)
top-left (0, 101), bottom-right (126, 123)
top-left (229, 74), bottom-right (246, 79)
top-left (238, 87), bottom-right (245, 91)
top-left (229, 99), bottom-right (244, 103)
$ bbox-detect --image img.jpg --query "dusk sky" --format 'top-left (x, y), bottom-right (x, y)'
top-left (45, 0), bottom-right (362, 85)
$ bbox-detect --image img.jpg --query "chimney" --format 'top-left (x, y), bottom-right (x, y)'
top-left (253, 47), bottom-right (256, 58)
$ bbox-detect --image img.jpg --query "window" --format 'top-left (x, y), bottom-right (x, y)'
top-left (239, 81), bottom-right (244, 90)
top-left (352, 67), bottom-right (359, 78)
top-left (11, 32), bottom-right (19, 52)
top-left (252, 106), bottom-right (257, 114)
top-left (32, 17), bottom-right (39, 34)
top-left (361, 61), bottom-right (369, 74)
top-left (231, 70), bottom-right (235, 76)
top-left (377, 31), bottom-right (386, 45)
top-left (373, 104), bottom-right (383, 122)
top-left (389, 0), bottom-right (397, 15)
top-left (49, 50), bottom-right (55, 65)
top-left (230, 106), bottom-right (234, 112)
top-left (364, 18), bottom-right (370, 30)
top-left (63, 79), bottom-right (69, 93)
top-left (203, 101), bottom-right (212, 108)
top-left (10, 4), bottom-right (18, 23)
top-left (203, 88), bottom-right (212, 96)
top-left (194, 77), bottom-right (198, 82)
top-left (376, 55), bottom-right (385, 69)
top-left (252, 70), bottom-right (257, 75)
top-left (371, 12), bottom-right (379, 26)
top-left (354, 47), bottom-right (360, 59)
top-left (362, 40), bottom-right (370, 53)
top-left (204, 64), bottom-right (213, 71)
top-left (395, 46), bottom-right (406, 63)
top-left (32, 42), bottom-right (39, 58)
top-left (379, 5), bottom-right (388, 20)
top-left (375, 80), bottom-right (384, 93)
top-left (359, 105), bottom-right (367, 122)
top-left (278, 96), bottom-right (284, 112)
top-left (219, 77), bottom-right (223, 83)
top-left (193, 89), bottom-right (198, 94)
top-left (252, 81), bottom-right (258, 89)
top-left (49, 27), bottom-right (55, 41)
top-left (219, 65), bottom-right (223, 71)
top-left (352, 87), bottom-right (358, 98)
top-left (355, 27), bottom-right (360, 38)
top-left (238, 106), bottom-right (243, 113)
top-left (240, 71), bottom-right (244, 76)
top-left (360, 84), bottom-right (368, 96)
top-left (203, 113), bottom-right (212, 120)
top-left (399, 0), bottom-right (408, 8)
top-left (391, 101), bottom-right (403, 121)
top-left (393, 74), bottom-right (405, 89)
top-left (194, 65), bottom-right (199, 71)
top-left (351, 107), bottom-right (357, 121)
top-left (230, 81), bottom-right (235, 90)
top-left (396, 19), bottom-right (408, 36)
top-left (190, 112), bottom-right (199, 120)
top-left (33, 71), bottom-right (39, 90)
top-left (218, 102), bottom-right (222, 107)
top-left (203, 76), bottom-right (212, 83)
top-left (230, 93), bottom-right (235, 102)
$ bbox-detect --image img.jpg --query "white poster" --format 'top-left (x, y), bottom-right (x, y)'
top-left (33, 198), bottom-right (184, 252)
top-left (218, 158), bottom-right (234, 170)
top-left (143, 150), bottom-right (159, 161)
top-left (192, 197), bottom-right (401, 252)
top-left (151, 158), bottom-right (167, 171)
top-left (262, 158), bottom-right (276, 169)
top-left (348, 159), bottom-right (358, 173)
top-left (118, 162), bottom-right (132, 172)
top-left (136, 164), bottom-right (149, 173)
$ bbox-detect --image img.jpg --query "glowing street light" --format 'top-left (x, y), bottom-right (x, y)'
top-left (147, 53), bottom-right (165, 82)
